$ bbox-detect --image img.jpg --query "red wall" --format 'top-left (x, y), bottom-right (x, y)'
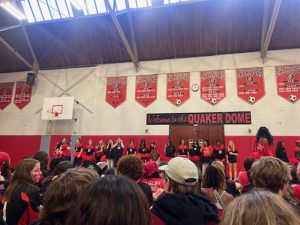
top-left (0, 135), bottom-right (41, 167)
top-left (0, 135), bottom-right (299, 170)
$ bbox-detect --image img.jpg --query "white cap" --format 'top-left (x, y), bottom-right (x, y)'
top-left (159, 157), bottom-right (198, 186)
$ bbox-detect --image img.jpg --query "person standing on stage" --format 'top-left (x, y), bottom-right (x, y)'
top-left (251, 126), bottom-right (274, 159)
top-left (73, 138), bottom-right (83, 166)
top-left (201, 140), bottom-right (213, 174)
top-left (227, 140), bottom-right (238, 180)
top-left (150, 142), bottom-right (160, 164)
top-left (275, 141), bottom-right (289, 163)
top-left (106, 139), bottom-right (114, 168)
top-left (82, 138), bottom-right (95, 163)
top-left (127, 139), bottom-right (137, 155)
top-left (177, 139), bottom-right (189, 158)
top-left (189, 141), bottom-right (201, 165)
top-left (137, 139), bottom-right (150, 162)
top-left (164, 140), bottom-right (176, 161)
top-left (213, 139), bottom-right (226, 164)
top-left (95, 140), bottom-right (106, 163)
top-left (113, 138), bottom-right (124, 166)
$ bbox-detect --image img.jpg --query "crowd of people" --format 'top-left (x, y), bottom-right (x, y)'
top-left (0, 126), bottom-right (300, 225)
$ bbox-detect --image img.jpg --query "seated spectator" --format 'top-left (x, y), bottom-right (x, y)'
top-left (40, 160), bottom-right (74, 198)
top-left (117, 155), bottom-right (153, 206)
top-left (292, 162), bottom-right (300, 205)
top-left (139, 160), bottom-right (164, 198)
top-left (65, 175), bottom-right (150, 225)
top-left (235, 158), bottom-right (255, 192)
top-left (202, 162), bottom-right (233, 215)
top-left (39, 167), bottom-right (99, 225)
top-left (33, 151), bottom-right (50, 179)
top-left (222, 189), bottom-right (300, 225)
top-left (250, 156), bottom-right (300, 213)
top-left (4, 158), bottom-right (42, 225)
top-left (152, 157), bottom-right (219, 225)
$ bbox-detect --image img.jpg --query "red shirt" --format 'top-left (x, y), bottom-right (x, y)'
top-left (140, 177), bottom-right (164, 193)
top-left (238, 171), bottom-right (249, 186)
top-left (202, 146), bottom-right (213, 157)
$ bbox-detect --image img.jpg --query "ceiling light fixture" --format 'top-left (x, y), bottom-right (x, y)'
top-left (0, 2), bottom-right (27, 20)
top-left (69, 0), bottom-right (84, 10)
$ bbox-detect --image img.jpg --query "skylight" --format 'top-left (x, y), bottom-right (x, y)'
top-left (15, 0), bottom-right (195, 23)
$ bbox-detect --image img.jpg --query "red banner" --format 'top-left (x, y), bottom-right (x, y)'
top-left (0, 82), bottom-right (14, 110)
top-left (135, 74), bottom-right (157, 107)
top-left (275, 65), bottom-right (300, 103)
top-left (14, 81), bottom-right (32, 109)
top-left (200, 70), bottom-right (226, 105)
top-left (166, 72), bottom-right (190, 106)
top-left (236, 67), bottom-right (265, 104)
top-left (105, 77), bottom-right (127, 108)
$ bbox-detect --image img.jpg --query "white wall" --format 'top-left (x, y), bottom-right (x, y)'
top-left (0, 48), bottom-right (299, 136)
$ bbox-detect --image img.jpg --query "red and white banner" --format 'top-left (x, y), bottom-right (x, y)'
top-left (166, 72), bottom-right (190, 106)
top-left (14, 81), bottom-right (32, 109)
top-left (135, 74), bottom-right (157, 107)
top-left (105, 77), bottom-right (127, 108)
top-left (275, 65), bottom-right (300, 103)
top-left (0, 82), bottom-right (14, 110)
top-left (236, 67), bottom-right (265, 104)
top-left (200, 70), bottom-right (226, 105)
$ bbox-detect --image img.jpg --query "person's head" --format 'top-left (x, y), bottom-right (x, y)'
top-left (33, 151), bottom-right (49, 173)
top-left (222, 189), bottom-right (300, 225)
top-left (296, 140), bottom-right (300, 148)
top-left (192, 141), bottom-right (198, 147)
top-left (203, 140), bottom-right (209, 146)
top-left (150, 142), bottom-right (156, 148)
top-left (49, 157), bottom-right (68, 172)
top-left (179, 139), bottom-right (185, 145)
top-left (105, 168), bottom-right (116, 175)
top-left (0, 152), bottom-right (10, 177)
top-left (256, 126), bottom-right (273, 145)
top-left (98, 140), bottom-right (104, 145)
top-left (276, 141), bottom-right (284, 149)
top-left (144, 160), bottom-right (159, 178)
top-left (117, 155), bottom-right (144, 181)
top-left (117, 138), bottom-right (122, 144)
top-left (130, 139), bottom-right (134, 144)
top-left (243, 158), bottom-right (255, 171)
top-left (62, 137), bottom-right (67, 143)
top-left (297, 162), bottom-right (300, 180)
top-left (251, 157), bottom-right (291, 195)
top-left (167, 140), bottom-right (172, 146)
top-left (75, 138), bottom-right (81, 144)
top-left (5, 158), bottom-right (41, 201)
top-left (97, 162), bottom-right (108, 174)
top-left (52, 161), bottom-right (74, 176)
top-left (198, 139), bottom-right (204, 147)
top-left (65, 175), bottom-right (150, 225)
top-left (140, 139), bottom-right (146, 148)
top-left (203, 163), bottom-right (225, 190)
top-left (216, 139), bottom-right (221, 146)
top-left (88, 138), bottom-right (93, 145)
top-left (41, 167), bottom-right (99, 225)
top-left (160, 157), bottom-right (199, 194)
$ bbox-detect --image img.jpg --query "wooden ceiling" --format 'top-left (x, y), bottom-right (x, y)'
top-left (0, 0), bottom-right (300, 73)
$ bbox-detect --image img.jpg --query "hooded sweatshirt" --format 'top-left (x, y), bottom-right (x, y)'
top-left (151, 193), bottom-right (219, 225)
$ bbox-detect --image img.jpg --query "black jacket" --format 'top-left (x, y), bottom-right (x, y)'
top-left (152, 193), bottom-right (219, 225)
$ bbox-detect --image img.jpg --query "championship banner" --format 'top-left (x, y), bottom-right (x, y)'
top-left (166, 72), bottom-right (190, 106)
top-left (135, 74), bottom-right (157, 107)
top-left (200, 70), bottom-right (226, 105)
top-left (275, 65), bottom-right (300, 103)
top-left (105, 77), bottom-right (127, 108)
top-left (236, 67), bottom-right (265, 104)
top-left (0, 82), bottom-right (14, 110)
top-left (14, 81), bottom-right (32, 109)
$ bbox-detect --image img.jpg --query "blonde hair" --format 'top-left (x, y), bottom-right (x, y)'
top-left (251, 157), bottom-right (291, 193)
top-left (222, 189), bottom-right (300, 225)
top-left (296, 162), bottom-right (300, 180)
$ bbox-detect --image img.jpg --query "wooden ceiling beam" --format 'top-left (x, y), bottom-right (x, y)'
top-left (261, 0), bottom-right (282, 62)
top-left (0, 36), bottom-right (33, 70)
top-left (104, 0), bottom-right (139, 71)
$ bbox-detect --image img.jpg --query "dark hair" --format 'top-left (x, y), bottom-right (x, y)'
top-left (105, 168), bottom-right (116, 175)
top-left (140, 139), bottom-right (146, 149)
top-left (65, 175), bottom-right (150, 225)
top-left (41, 167), bottom-right (99, 225)
top-left (53, 161), bottom-right (74, 176)
top-left (244, 158), bottom-right (255, 171)
top-left (202, 165), bottom-right (225, 189)
top-left (117, 155), bottom-right (144, 181)
top-left (204, 139), bottom-right (210, 146)
top-left (49, 158), bottom-right (68, 172)
top-left (1, 161), bottom-right (10, 179)
top-left (256, 126), bottom-right (273, 145)
top-left (33, 151), bottom-right (49, 176)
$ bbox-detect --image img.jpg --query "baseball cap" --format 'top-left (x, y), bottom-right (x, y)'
top-left (97, 162), bottom-right (108, 171)
top-left (159, 157), bottom-right (198, 186)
